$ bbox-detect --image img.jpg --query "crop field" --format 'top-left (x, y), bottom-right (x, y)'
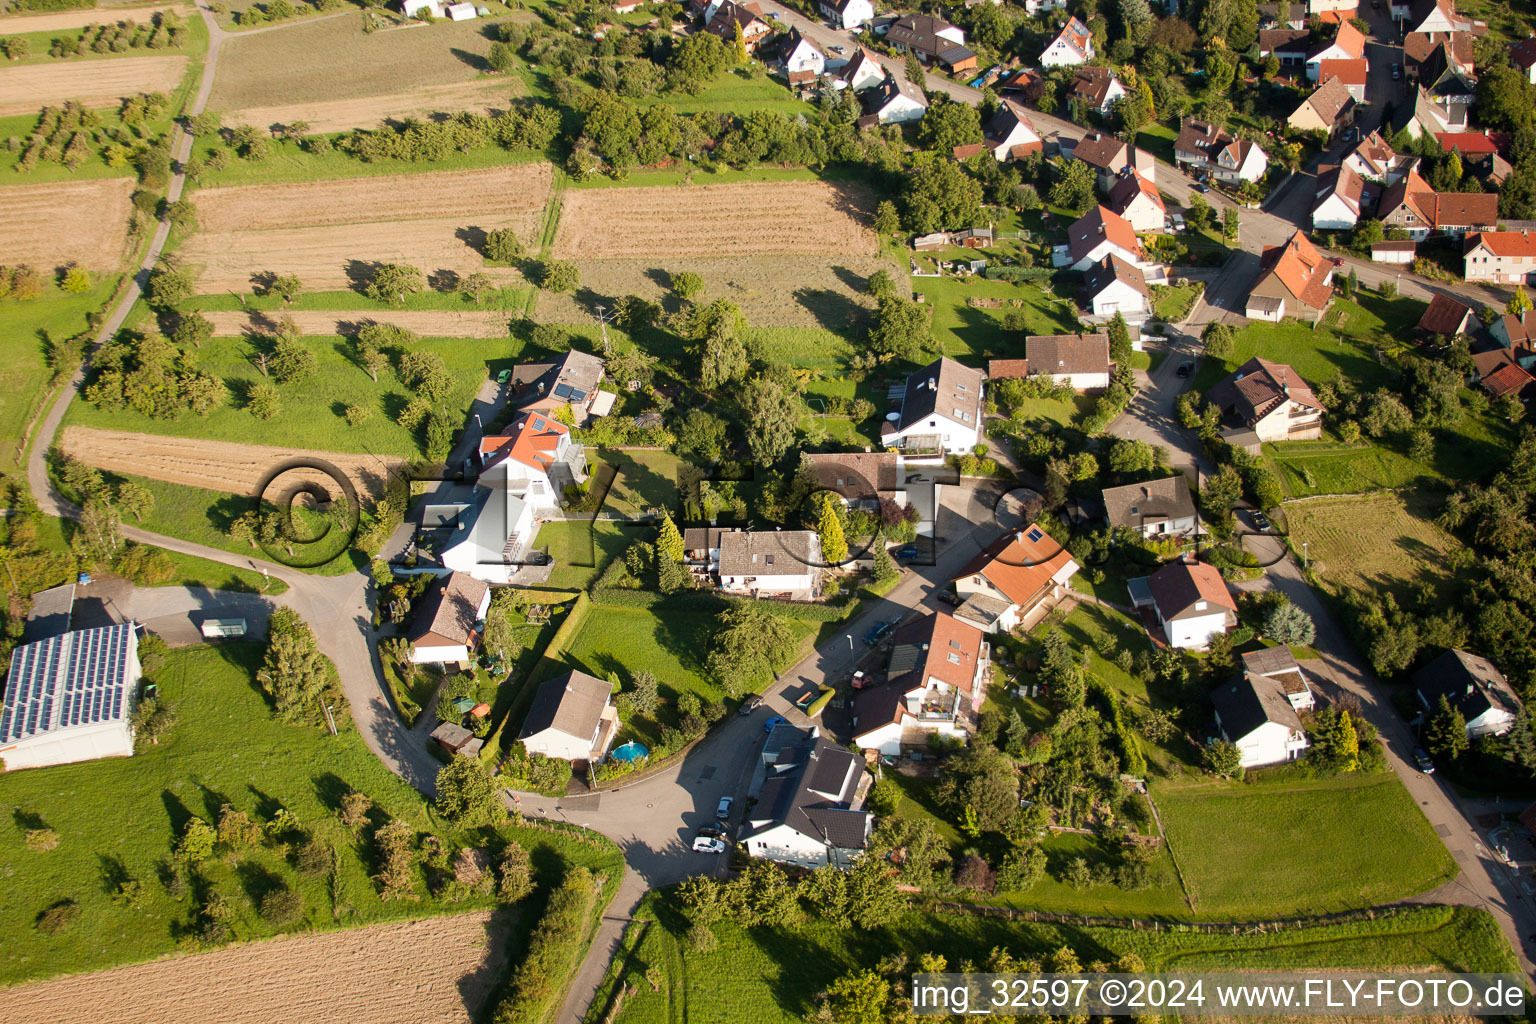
top-left (3, 912), bottom-right (508, 1024)
top-left (60, 426), bottom-right (407, 499)
top-left (0, 55), bottom-right (188, 115)
top-left (191, 163), bottom-right (552, 233)
top-left (0, 3), bottom-right (184, 34)
top-left (206, 308), bottom-right (512, 338)
top-left (224, 78), bottom-right (518, 135)
top-left (207, 16), bottom-right (497, 111)
top-left (535, 256), bottom-right (901, 329)
top-left (0, 178), bottom-right (136, 271)
top-left (551, 181), bottom-right (877, 260)
top-left (1282, 491), bottom-right (1465, 601)
top-left (1156, 773), bottom-right (1458, 917)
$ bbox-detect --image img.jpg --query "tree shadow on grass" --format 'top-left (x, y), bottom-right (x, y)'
top-left (12, 808), bottom-right (47, 832)
top-left (235, 860), bottom-right (286, 908)
top-left (161, 789), bottom-right (194, 836)
top-left (450, 46), bottom-right (491, 72)
top-left (99, 854), bottom-right (131, 895)
top-left (793, 286), bottom-right (869, 337)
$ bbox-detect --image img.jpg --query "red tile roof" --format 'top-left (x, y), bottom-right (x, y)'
top-left (1320, 58), bottom-right (1368, 85)
top-left (890, 611), bottom-right (986, 694)
top-left (1483, 362), bottom-right (1533, 399)
top-left (953, 524), bottom-right (1076, 607)
top-left (1436, 131), bottom-right (1498, 154)
top-left (987, 358), bottom-right (1030, 379)
top-left (1256, 230), bottom-right (1335, 310)
top-left (1417, 292), bottom-right (1472, 335)
top-left (1468, 230), bottom-right (1536, 258)
top-left (1148, 560), bottom-right (1236, 617)
top-left (481, 412), bottom-right (571, 473)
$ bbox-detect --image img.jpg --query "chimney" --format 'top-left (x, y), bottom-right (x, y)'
top-left (928, 377), bottom-right (937, 389)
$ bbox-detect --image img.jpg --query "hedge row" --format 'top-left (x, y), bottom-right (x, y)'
top-left (1087, 677), bottom-right (1148, 778)
top-left (490, 868), bottom-right (600, 1024)
top-left (589, 584), bottom-right (858, 623)
top-left (984, 266), bottom-right (1055, 282)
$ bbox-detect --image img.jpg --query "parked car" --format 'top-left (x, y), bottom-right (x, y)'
top-left (763, 715), bottom-right (788, 733)
top-left (1251, 510), bottom-right (1271, 532)
top-left (737, 694), bottom-right (762, 716)
top-left (1391, 63), bottom-right (1402, 79)
top-left (692, 836), bottom-right (727, 854)
top-left (894, 544), bottom-right (920, 560)
top-left (698, 825), bottom-right (727, 839)
top-left (830, 44), bottom-right (846, 53)
top-left (1413, 748), bottom-right (1436, 774)
top-left (1191, 182), bottom-right (1210, 194)
top-left (494, 368), bottom-right (511, 384)
top-left (716, 796), bottom-right (734, 818)
top-left (863, 620), bottom-right (894, 645)
top-left (1176, 360), bottom-right (1194, 378)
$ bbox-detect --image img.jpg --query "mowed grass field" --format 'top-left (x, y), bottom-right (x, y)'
top-left (1282, 491), bottom-right (1466, 601)
top-left (1156, 773), bottom-right (1457, 918)
top-left (913, 273), bottom-right (1077, 360)
top-left (0, 643), bottom-right (621, 985)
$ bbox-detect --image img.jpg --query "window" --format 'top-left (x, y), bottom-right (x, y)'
top-left (1195, 600), bottom-right (1207, 611)
top-left (947, 653), bottom-right (961, 664)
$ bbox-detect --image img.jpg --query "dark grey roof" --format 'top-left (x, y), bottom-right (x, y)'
top-left (1414, 649), bottom-right (1523, 722)
top-left (1212, 673), bottom-right (1304, 740)
top-left (717, 530), bottom-right (818, 576)
top-left (24, 584), bottom-right (75, 644)
top-left (518, 669), bottom-right (611, 743)
top-left (512, 349), bottom-right (604, 406)
top-left (682, 526), bottom-right (733, 551)
top-left (1101, 476), bottom-right (1195, 530)
top-left (1241, 645), bottom-right (1300, 678)
top-left (897, 356), bottom-right (983, 432)
top-left (744, 736), bottom-right (868, 848)
top-left (887, 12), bottom-right (960, 56)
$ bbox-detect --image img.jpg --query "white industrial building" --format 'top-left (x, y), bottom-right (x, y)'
top-left (0, 622), bottom-right (141, 771)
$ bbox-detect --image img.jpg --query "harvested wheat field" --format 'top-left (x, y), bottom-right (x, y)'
top-left (193, 163), bottom-right (552, 233)
top-left (0, 3), bottom-right (184, 33)
top-left (0, 178), bottom-right (136, 269)
top-left (206, 308), bottom-right (512, 338)
top-left (536, 255), bottom-right (902, 328)
top-left (2, 912), bottom-right (506, 1024)
top-left (226, 78), bottom-right (520, 135)
top-left (1282, 491), bottom-right (1464, 600)
top-left (553, 181), bottom-right (876, 260)
top-left (0, 55), bottom-right (188, 116)
top-left (61, 426), bottom-right (407, 499)
top-left (209, 15), bottom-right (495, 110)
top-left (180, 217), bottom-right (530, 293)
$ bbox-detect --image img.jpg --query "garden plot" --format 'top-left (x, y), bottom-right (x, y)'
top-left (552, 181), bottom-right (877, 259)
top-left (0, 56), bottom-right (187, 116)
top-left (225, 79), bottom-right (518, 135)
top-left (0, 178), bottom-right (136, 269)
top-left (2, 912), bottom-right (506, 1024)
top-left (1282, 491), bottom-right (1464, 601)
top-left (60, 426), bottom-right (406, 499)
top-left (206, 309), bottom-right (512, 338)
top-left (0, 3), bottom-right (184, 33)
top-left (535, 255), bottom-right (900, 329)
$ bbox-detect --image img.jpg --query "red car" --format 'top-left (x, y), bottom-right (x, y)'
top-left (1328, 256), bottom-right (1344, 267)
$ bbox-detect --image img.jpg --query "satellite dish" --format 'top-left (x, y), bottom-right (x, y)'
top-left (885, 412), bottom-right (901, 422)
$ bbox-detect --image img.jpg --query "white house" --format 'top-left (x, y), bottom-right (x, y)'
top-left (1107, 170), bottom-right (1165, 234)
top-left (1211, 651), bottom-right (1314, 769)
top-left (839, 47), bottom-right (887, 91)
top-left (1067, 65), bottom-right (1127, 115)
top-left (1465, 231), bottom-right (1536, 285)
top-left (818, 0), bottom-right (874, 29)
top-left (1063, 205), bottom-right (1141, 272)
top-left (1207, 357), bottom-right (1324, 442)
top-left (776, 28), bottom-right (825, 75)
top-left (1414, 649), bottom-right (1524, 738)
top-left (1305, 21), bottom-right (1366, 80)
top-left (445, 2), bottom-right (476, 19)
top-left (1083, 253), bottom-right (1148, 317)
top-left (981, 100), bottom-right (1043, 161)
top-left (407, 572), bottom-right (491, 664)
top-left (1024, 333), bottom-right (1112, 390)
top-left (441, 412), bottom-right (587, 584)
top-left (863, 74), bottom-right (928, 125)
top-left (1101, 476), bottom-right (1197, 539)
top-left (881, 356), bottom-right (984, 455)
top-left (1173, 119), bottom-right (1268, 184)
top-left (402, 0), bottom-right (444, 16)
top-left (1040, 15), bottom-right (1093, 67)
top-left (950, 523), bottom-right (1077, 633)
top-left (518, 669), bottom-right (620, 762)
top-left (1133, 560), bottom-right (1236, 650)
top-left (0, 622), bottom-right (140, 771)
top-left (743, 734), bottom-right (869, 868)
top-left (1310, 162), bottom-right (1369, 231)
top-left (852, 612), bottom-right (990, 754)
top-left (717, 530), bottom-right (820, 598)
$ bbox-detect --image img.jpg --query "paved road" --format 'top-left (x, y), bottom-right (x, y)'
top-left (1108, 329), bottom-right (1211, 480)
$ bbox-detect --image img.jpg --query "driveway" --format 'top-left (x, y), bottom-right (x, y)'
top-left (1108, 332), bottom-right (1210, 479)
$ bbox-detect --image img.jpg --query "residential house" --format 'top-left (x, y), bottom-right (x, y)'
top-left (1305, 21), bottom-right (1366, 80)
top-left (1212, 648), bottom-right (1316, 768)
top-left (1072, 132), bottom-right (1156, 192)
top-left (1107, 169), bottom-right (1165, 233)
top-left (775, 28), bottom-right (825, 76)
top-left (838, 46), bottom-right (886, 91)
top-left (1473, 347), bottom-right (1529, 389)
top-left (1024, 333), bottom-right (1112, 389)
top-left (1370, 240), bottom-right (1418, 262)
top-left (862, 73), bottom-right (929, 124)
top-left (1133, 560), bottom-right (1237, 650)
top-left (1310, 163), bottom-right (1371, 231)
top-left (1319, 58), bottom-right (1368, 102)
top-left (951, 523), bottom-right (1077, 633)
top-left (1259, 27), bottom-right (1310, 69)
top-left (507, 349), bottom-right (614, 425)
top-left (704, 1), bottom-right (771, 53)
top-left (1479, 359), bottom-right (1534, 400)
top-left (1102, 475), bottom-right (1197, 539)
top-left (743, 734), bottom-right (869, 867)
top-left (1414, 649), bottom-right (1524, 739)
top-left (1436, 132), bottom-right (1511, 185)
top-left (1398, 85), bottom-right (1466, 138)
top-left (981, 100), bottom-right (1042, 161)
top-left (1260, 3), bottom-right (1307, 28)
top-left (1307, 0), bottom-right (1358, 21)
top-left (804, 451), bottom-right (942, 538)
top-left (1040, 15), bottom-right (1093, 67)
top-left (817, 0), bottom-right (874, 30)
top-left (1064, 204), bottom-right (1140, 272)
top-left (1493, 310), bottom-right (1536, 368)
top-left (717, 530), bottom-right (820, 598)
top-left (1173, 118), bottom-right (1269, 184)
top-left (886, 13), bottom-right (975, 71)
top-left (518, 669), bottom-right (620, 762)
top-left (1465, 231), bottom-right (1536, 285)
top-left (407, 572), bottom-right (491, 664)
top-left (881, 356), bottom-right (984, 455)
top-left (1342, 130), bottom-right (1416, 183)
top-left (852, 612), bottom-right (991, 753)
top-left (1378, 170), bottom-right (1498, 239)
top-left (1396, 0), bottom-right (1476, 34)
top-left (441, 412), bottom-right (588, 583)
top-left (0, 621), bottom-right (140, 771)
top-left (1067, 65), bottom-right (1127, 115)
top-left (1288, 77), bottom-right (1356, 139)
top-left (1417, 292), bottom-right (1474, 337)
top-left (1206, 357), bottom-right (1325, 442)
top-left (1416, 42), bottom-right (1477, 111)
top-left (1405, 29), bottom-right (1474, 80)
top-left (1083, 254), bottom-right (1149, 316)
top-left (1244, 230), bottom-right (1335, 322)
top-left (1512, 36), bottom-right (1536, 84)
top-left (682, 526), bottom-right (733, 569)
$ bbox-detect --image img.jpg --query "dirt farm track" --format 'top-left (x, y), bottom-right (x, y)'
top-left (0, 912), bottom-right (508, 1024)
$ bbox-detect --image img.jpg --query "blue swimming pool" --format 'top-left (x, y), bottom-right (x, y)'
top-left (610, 741), bottom-right (649, 763)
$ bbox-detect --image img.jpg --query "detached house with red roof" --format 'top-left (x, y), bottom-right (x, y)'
top-left (951, 523), bottom-right (1078, 633)
top-left (1206, 357), bottom-right (1324, 442)
top-left (1061, 205), bottom-right (1141, 272)
top-left (1465, 231), bottom-right (1536, 284)
top-left (852, 611), bottom-right (992, 754)
top-left (1040, 15), bottom-right (1093, 67)
top-left (1306, 21), bottom-right (1366, 79)
top-left (1319, 58), bottom-right (1368, 101)
top-left (1511, 36), bottom-right (1536, 84)
top-left (1245, 230), bottom-right (1335, 322)
top-left (1067, 65), bottom-right (1127, 115)
top-left (1131, 560), bottom-right (1238, 650)
top-left (1310, 162), bottom-right (1373, 230)
top-left (1107, 169), bottom-right (1165, 233)
top-left (441, 412), bottom-right (588, 583)
top-left (1288, 76), bottom-right (1356, 138)
top-left (1379, 169), bottom-right (1498, 239)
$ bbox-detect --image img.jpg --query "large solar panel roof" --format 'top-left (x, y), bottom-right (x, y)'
top-left (0, 622), bottom-right (136, 744)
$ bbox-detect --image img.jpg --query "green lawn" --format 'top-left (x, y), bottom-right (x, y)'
top-left (588, 449), bottom-right (686, 518)
top-left (1152, 282), bottom-right (1202, 322)
top-left (913, 275), bottom-right (1076, 361)
top-left (1156, 773), bottom-right (1458, 918)
top-left (1134, 123), bottom-right (1178, 165)
top-left (188, 287), bottom-right (531, 315)
top-left (534, 520), bottom-right (633, 591)
top-left (0, 642), bottom-right (621, 986)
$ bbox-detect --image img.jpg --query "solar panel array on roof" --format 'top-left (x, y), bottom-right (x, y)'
top-left (0, 623), bottom-right (136, 744)
top-left (551, 382), bottom-right (588, 402)
top-left (1026, 526), bottom-right (1044, 542)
